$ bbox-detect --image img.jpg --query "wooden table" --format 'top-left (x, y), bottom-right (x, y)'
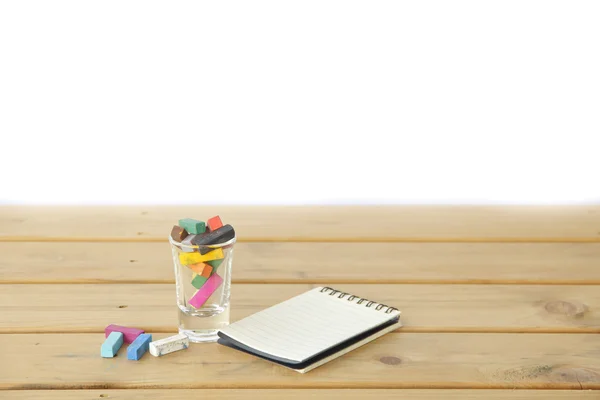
top-left (1, 206), bottom-right (599, 399)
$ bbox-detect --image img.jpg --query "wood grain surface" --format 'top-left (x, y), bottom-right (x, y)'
top-left (2, 242), bottom-right (600, 284)
top-left (1, 284), bottom-right (598, 334)
top-left (1, 333), bottom-right (599, 390)
top-left (3, 389), bottom-right (598, 399)
top-left (1, 206), bottom-right (599, 397)
top-left (2, 205), bottom-right (600, 241)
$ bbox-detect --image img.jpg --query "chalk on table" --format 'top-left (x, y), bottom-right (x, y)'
top-left (101, 331), bottom-right (124, 358)
top-left (127, 333), bottom-right (153, 360)
top-left (178, 218), bottom-right (206, 235)
top-left (105, 324), bottom-right (144, 344)
top-left (189, 273), bottom-right (223, 308)
top-left (179, 248), bottom-right (224, 265)
top-left (149, 333), bottom-right (189, 357)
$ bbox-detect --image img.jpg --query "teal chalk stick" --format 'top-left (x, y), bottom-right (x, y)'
top-left (178, 218), bottom-right (206, 235)
top-left (101, 331), bottom-right (124, 358)
top-left (206, 258), bottom-right (224, 270)
top-left (127, 333), bottom-right (152, 360)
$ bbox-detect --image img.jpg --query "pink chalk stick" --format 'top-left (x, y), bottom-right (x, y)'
top-left (189, 273), bottom-right (223, 308)
top-left (105, 324), bottom-right (145, 344)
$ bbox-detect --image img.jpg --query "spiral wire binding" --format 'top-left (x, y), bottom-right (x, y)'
top-left (319, 287), bottom-right (399, 314)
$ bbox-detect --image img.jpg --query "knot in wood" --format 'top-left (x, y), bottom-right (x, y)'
top-left (379, 356), bottom-right (402, 365)
top-left (544, 301), bottom-right (588, 317)
top-left (550, 366), bottom-right (600, 386)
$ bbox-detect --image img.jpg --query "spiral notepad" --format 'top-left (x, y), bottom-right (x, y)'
top-left (217, 286), bottom-right (402, 373)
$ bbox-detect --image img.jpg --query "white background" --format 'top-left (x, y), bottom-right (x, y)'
top-left (1, 1), bottom-right (599, 205)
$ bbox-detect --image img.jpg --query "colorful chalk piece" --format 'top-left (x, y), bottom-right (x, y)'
top-left (178, 248), bottom-right (224, 265)
top-left (101, 331), bottom-right (124, 358)
top-left (191, 274), bottom-right (208, 289)
top-left (207, 215), bottom-right (223, 232)
top-left (206, 258), bottom-right (224, 270)
top-left (149, 333), bottom-right (189, 357)
top-left (190, 263), bottom-right (212, 289)
top-left (170, 225), bottom-right (188, 242)
top-left (191, 224), bottom-right (234, 246)
top-left (127, 333), bottom-right (153, 360)
top-left (191, 224), bottom-right (235, 254)
top-left (180, 234), bottom-right (196, 253)
top-left (188, 262), bottom-right (213, 276)
top-left (189, 273), bottom-right (223, 308)
top-left (178, 218), bottom-right (206, 235)
top-left (191, 273), bottom-right (208, 289)
top-left (105, 324), bottom-right (144, 344)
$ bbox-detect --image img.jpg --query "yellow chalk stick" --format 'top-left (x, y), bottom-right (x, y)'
top-left (178, 248), bottom-right (224, 265)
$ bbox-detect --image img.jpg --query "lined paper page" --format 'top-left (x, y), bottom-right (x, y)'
top-left (219, 287), bottom-right (400, 363)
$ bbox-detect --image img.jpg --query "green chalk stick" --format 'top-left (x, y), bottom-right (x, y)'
top-left (191, 274), bottom-right (208, 289)
top-left (206, 258), bottom-right (224, 270)
top-left (178, 218), bottom-right (206, 235)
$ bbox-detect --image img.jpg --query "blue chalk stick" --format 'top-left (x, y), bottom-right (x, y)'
top-left (101, 331), bottom-right (124, 358)
top-left (127, 333), bottom-right (152, 360)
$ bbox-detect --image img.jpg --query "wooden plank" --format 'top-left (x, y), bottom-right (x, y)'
top-left (1, 284), bottom-right (598, 333)
top-left (3, 389), bottom-right (599, 399)
top-left (2, 205), bottom-right (600, 241)
top-left (2, 242), bottom-right (600, 284)
top-left (1, 333), bottom-right (598, 389)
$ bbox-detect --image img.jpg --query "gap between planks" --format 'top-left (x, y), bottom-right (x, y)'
top-left (2, 236), bottom-right (600, 243)
top-left (3, 328), bottom-right (600, 334)
top-left (3, 389), bottom-right (600, 399)
top-left (3, 279), bottom-right (600, 285)
top-left (4, 384), bottom-right (600, 390)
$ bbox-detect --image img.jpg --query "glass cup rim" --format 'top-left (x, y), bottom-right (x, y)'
top-left (168, 235), bottom-right (237, 250)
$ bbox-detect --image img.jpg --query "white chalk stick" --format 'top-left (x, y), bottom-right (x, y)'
top-left (180, 235), bottom-right (196, 253)
top-left (149, 333), bottom-right (190, 357)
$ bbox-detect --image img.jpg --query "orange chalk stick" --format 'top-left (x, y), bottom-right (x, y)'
top-left (207, 215), bottom-right (223, 232)
top-left (189, 262), bottom-right (213, 277)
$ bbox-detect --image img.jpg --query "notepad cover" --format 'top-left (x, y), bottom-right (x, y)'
top-left (217, 286), bottom-right (402, 372)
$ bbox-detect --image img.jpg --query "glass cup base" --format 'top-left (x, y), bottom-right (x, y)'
top-left (180, 328), bottom-right (219, 343)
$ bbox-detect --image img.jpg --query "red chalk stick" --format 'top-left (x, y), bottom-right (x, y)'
top-left (105, 324), bottom-right (145, 344)
top-left (207, 215), bottom-right (223, 232)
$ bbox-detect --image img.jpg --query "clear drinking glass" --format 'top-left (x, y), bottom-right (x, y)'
top-left (169, 234), bottom-right (235, 343)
